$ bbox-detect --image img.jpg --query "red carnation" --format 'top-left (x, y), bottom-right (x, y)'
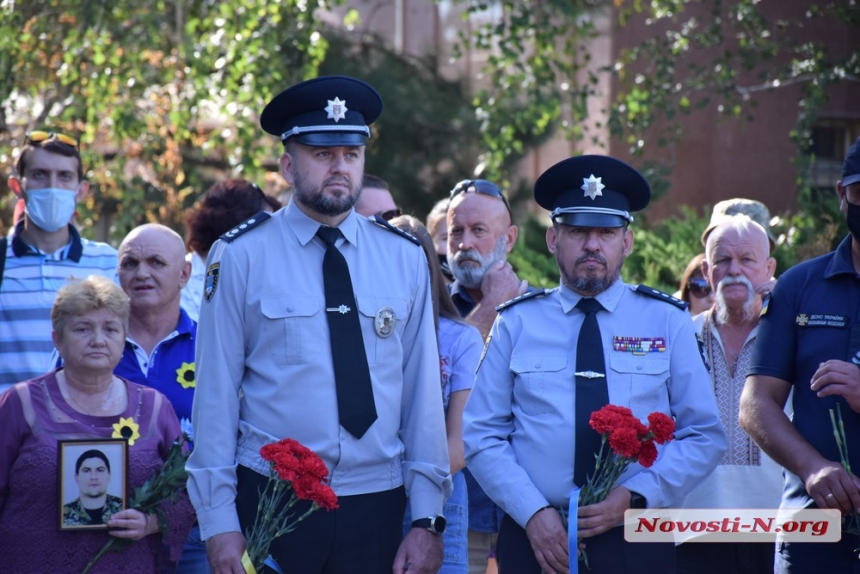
top-left (245, 438), bottom-right (339, 572)
top-left (590, 404), bottom-right (634, 434)
top-left (608, 427), bottom-right (642, 459)
top-left (647, 412), bottom-right (675, 445)
top-left (638, 439), bottom-right (658, 468)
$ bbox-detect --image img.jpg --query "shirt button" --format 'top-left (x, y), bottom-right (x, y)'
top-left (636, 365), bottom-right (643, 371)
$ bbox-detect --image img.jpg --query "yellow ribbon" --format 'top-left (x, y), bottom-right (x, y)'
top-left (241, 549), bottom-right (256, 574)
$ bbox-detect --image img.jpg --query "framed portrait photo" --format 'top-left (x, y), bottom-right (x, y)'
top-left (58, 439), bottom-right (128, 531)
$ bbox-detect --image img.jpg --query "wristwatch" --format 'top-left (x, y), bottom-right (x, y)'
top-left (411, 515), bottom-right (447, 535)
top-left (629, 491), bottom-right (647, 509)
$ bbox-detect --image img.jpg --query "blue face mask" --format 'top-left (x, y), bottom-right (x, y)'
top-left (24, 187), bottom-right (77, 232)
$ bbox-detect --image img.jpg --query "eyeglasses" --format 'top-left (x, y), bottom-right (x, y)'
top-left (376, 208), bottom-right (402, 221)
top-left (449, 179), bottom-right (512, 217)
top-left (687, 277), bottom-right (712, 298)
top-left (26, 130), bottom-right (79, 148)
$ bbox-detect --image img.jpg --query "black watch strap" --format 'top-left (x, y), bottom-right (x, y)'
top-left (629, 490), bottom-right (647, 509)
top-left (411, 515), bottom-right (447, 535)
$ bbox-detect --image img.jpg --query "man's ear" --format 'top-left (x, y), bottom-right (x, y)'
top-left (179, 259), bottom-right (192, 289)
top-left (8, 175), bottom-right (23, 199)
top-left (766, 256), bottom-right (776, 279)
top-left (546, 225), bottom-right (558, 255)
top-left (622, 227), bottom-right (634, 256)
top-left (505, 224), bottom-right (518, 253)
top-left (74, 180), bottom-right (90, 204)
top-left (279, 152), bottom-right (295, 187)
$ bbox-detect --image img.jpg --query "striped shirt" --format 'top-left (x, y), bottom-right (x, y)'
top-left (0, 222), bottom-right (118, 391)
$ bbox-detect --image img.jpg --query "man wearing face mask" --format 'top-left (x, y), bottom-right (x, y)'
top-left (740, 136), bottom-right (860, 573)
top-left (0, 131), bottom-right (118, 392)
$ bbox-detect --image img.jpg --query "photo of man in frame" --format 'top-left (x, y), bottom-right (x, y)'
top-left (60, 441), bottom-right (126, 529)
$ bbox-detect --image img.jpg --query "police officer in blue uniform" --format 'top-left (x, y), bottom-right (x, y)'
top-left (741, 137), bottom-right (860, 573)
top-left (188, 76), bottom-right (451, 574)
top-left (462, 155), bottom-right (725, 574)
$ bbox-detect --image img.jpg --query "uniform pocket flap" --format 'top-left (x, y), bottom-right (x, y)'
top-left (510, 354), bottom-right (568, 374)
top-left (609, 354), bottom-right (669, 375)
top-left (260, 295), bottom-right (320, 319)
top-left (356, 296), bottom-right (408, 319)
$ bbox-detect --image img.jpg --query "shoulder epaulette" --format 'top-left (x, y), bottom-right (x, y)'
top-left (496, 288), bottom-right (550, 312)
top-left (633, 284), bottom-right (688, 310)
top-left (368, 215), bottom-right (420, 245)
top-left (219, 211), bottom-right (271, 243)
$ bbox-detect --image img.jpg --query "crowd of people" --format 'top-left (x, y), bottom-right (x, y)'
top-left (1, 74), bottom-right (859, 574)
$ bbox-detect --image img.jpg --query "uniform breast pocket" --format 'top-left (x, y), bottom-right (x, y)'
top-left (511, 354), bottom-right (569, 416)
top-left (609, 354), bottom-right (670, 414)
top-left (356, 297), bottom-right (408, 365)
top-left (260, 295), bottom-right (322, 365)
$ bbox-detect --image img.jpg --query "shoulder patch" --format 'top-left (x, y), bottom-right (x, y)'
top-left (633, 284), bottom-right (688, 311)
top-left (219, 211), bottom-right (271, 243)
top-left (368, 215), bottom-right (420, 245)
top-left (496, 288), bottom-right (550, 312)
top-left (760, 292), bottom-right (770, 317)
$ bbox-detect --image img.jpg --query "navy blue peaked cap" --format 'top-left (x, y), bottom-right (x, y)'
top-left (260, 76), bottom-right (383, 146)
top-left (843, 136), bottom-right (860, 187)
top-left (534, 155), bottom-right (651, 227)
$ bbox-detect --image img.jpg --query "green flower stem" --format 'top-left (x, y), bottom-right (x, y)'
top-left (82, 436), bottom-right (190, 573)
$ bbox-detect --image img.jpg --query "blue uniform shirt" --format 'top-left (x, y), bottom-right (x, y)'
top-left (464, 279), bottom-right (726, 528)
top-left (749, 234), bottom-right (860, 509)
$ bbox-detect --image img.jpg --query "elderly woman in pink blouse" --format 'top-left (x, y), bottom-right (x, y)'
top-left (0, 276), bottom-right (194, 573)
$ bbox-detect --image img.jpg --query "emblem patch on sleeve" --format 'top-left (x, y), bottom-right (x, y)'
top-left (204, 263), bottom-right (220, 301)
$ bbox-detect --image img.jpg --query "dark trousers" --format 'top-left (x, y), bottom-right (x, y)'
top-left (236, 465), bottom-right (406, 574)
top-left (676, 541), bottom-right (774, 574)
top-left (775, 536), bottom-right (860, 574)
top-left (495, 514), bottom-right (674, 574)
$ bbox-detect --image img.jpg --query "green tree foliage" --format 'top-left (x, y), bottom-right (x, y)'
top-left (455, 0), bottom-right (860, 192)
top-left (511, 190), bottom-right (849, 296)
top-left (1, 0), bottom-right (339, 241)
top-left (318, 35), bottom-right (485, 217)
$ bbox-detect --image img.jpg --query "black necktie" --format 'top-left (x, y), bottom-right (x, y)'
top-left (317, 226), bottom-right (377, 438)
top-left (573, 297), bottom-right (609, 486)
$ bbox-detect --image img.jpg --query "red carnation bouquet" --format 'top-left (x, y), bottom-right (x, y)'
top-left (576, 405), bottom-right (675, 566)
top-left (242, 438), bottom-right (339, 574)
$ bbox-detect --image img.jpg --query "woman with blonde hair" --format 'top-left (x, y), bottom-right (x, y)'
top-left (0, 276), bottom-right (194, 572)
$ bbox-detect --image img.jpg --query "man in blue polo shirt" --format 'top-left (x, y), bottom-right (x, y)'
top-left (115, 223), bottom-right (205, 572)
top-left (0, 131), bottom-right (117, 392)
top-left (740, 136), bottom-right (860, 573)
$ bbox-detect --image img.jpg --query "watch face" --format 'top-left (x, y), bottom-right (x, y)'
top-left (431, 515), bottom-right (447, 534)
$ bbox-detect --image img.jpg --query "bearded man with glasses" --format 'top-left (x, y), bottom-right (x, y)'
top-left (0, 131), bottom-right (118, 392)
top-left (445, 178), bottom-right (531, 574)
top-left (446, 179), bottom-right (529, 340)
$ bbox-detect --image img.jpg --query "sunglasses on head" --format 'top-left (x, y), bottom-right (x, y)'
top-left (449, 179), bottom-right (512, 217)
top-left (26, 130), bottom-right (78, 148)
top-left (687, 277), bottom-right (712, 298)
top-left (375, 208), bottom-right (402, 221)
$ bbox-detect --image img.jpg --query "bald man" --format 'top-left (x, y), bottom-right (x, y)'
top-left (115, 222), bottom-right (195, 424)
top-left (115, 223), bottom-right (206, 570)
